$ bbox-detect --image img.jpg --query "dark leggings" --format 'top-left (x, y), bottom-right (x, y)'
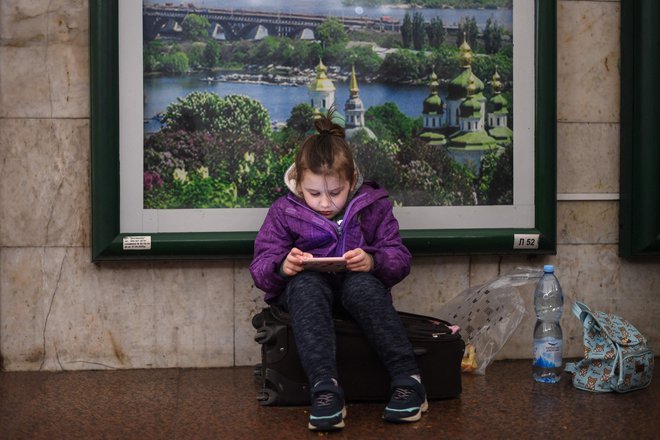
top-left (276, 270), bottom-right (419, 386)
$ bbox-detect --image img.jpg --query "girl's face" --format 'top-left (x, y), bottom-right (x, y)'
top-left (299, 171), bottom-right (351, 219)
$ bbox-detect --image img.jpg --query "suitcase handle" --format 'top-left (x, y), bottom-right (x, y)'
top-left (254, 328), bottom-right (274, 344)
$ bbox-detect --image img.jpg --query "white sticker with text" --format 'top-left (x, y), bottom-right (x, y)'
top-left (123, 235), bottom-right (152, 250)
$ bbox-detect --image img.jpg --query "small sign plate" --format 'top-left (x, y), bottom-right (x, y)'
top-left (513, 234), bottom-right (540, 250)
top-left (123, 235), bottom-right (152, 250)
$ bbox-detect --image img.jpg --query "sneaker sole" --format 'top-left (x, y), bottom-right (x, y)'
top-left (308, 407), bottom-right (347, 431)
top-left (383, 399), bottom-right (429, 423)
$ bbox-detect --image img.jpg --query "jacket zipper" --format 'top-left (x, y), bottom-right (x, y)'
top-left (337, 193), bottom-right (366, 255)
top-left (287, 193), bottom-right (368, 256)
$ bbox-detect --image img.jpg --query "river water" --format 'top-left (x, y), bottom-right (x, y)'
top-left (144, 74), bottom-right (435, 131)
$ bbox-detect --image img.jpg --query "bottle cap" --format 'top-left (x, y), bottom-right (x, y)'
top-left (543, 265), bottom-right (554, 273)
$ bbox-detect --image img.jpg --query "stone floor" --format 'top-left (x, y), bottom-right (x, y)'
top-left (0, 359), bottom-right (657, 439)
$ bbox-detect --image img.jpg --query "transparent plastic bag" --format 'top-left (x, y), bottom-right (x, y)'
top-left (439, 267), bottom-right (544, 375)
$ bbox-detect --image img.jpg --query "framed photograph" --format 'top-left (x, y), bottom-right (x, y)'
top-left (619, 0), bottom-right (660, 257)
top-left (90, 0), bottom-right (556, 260)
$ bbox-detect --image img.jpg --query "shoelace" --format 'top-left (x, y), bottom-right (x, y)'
top-left (314, 392), bottom-right (336, 407)
top-left (391, 387), bottom-right (414, 401)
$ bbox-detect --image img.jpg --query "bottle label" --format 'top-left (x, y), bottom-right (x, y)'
top-left (533, 337), bottom-right (563, 368)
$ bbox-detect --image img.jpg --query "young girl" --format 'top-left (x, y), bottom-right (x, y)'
top-left (249, 110), bottom-right (427, 431)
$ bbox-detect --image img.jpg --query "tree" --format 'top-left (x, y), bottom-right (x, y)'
top-left (457, 16), bottom-right (479, 50)
top-left (186, 42), bottom-right (205, 69)
top-left (250, 37), bottom-right (281, 63)
top-left (161, 51), bottom-right (189, 74)
top-left (365, 102), bottom-right (416, 143)
top-left (379, 50), bottom-right (423, 83)
top-left (350, 132), bottom-right (401, 191)
top-left (203, 39), bottom-right (221, 68)
top-left (426, 17), bottom-right (446, 48)
top-left (483, 17), bottom-right (503, 54)
top-left (316, 17), bottom-right (348, 48)
top-left (400, 12), bottom-right (413, 49)
top-left (161, 91), bottom-right (272, 138)
top-left (412, 12), bottom-right (427, 51)
top-left (182, 14), bottom-right (210, 41)
top-left (219, 94), bottom-right (273, 138)
top-left (483, 144), bottom-right (513, 205)
top-left (288, 39), bottom-right (313, 68)
top-left (346, 46), bottom-right (382, 78)
top-left (286, 103), bottom-right (315, 135)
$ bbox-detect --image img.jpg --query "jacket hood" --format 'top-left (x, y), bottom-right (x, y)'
top-left (283, 163), bottom-right (364, 199)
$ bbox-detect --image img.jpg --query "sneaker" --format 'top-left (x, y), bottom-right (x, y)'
top-left (383, 375), bottom-right (428, 423)
top-left (308, 379), bottom-right (347, 431)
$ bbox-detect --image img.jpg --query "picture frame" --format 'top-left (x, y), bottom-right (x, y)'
top-left (90, 0), bottom-right (556, 261)
top-left (619, 0), bottom-right (660, 257)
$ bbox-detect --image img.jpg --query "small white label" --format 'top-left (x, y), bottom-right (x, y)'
top-left (513, 233), bottom-right (540, 249)
top-left (533, 337), bottom-right (563, 368)
top-left (122, 235), bottom-right (152, 250)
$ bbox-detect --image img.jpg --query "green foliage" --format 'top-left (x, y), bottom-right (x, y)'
top-left (400, 13), bottom-right (413, 49)
top-left (161, 51), bottom-right (189, 74)
top-left (182, 14), bottom-right (210, 42)
top-left (203, 40), bottom-right (221, 67)
top-left (162, 91), bottom-right (272, 138)
top-left (144, 130), bottom-right (296, 209)
top-left (144, 130), bottom-right (213, 182)
top-left (249, 37), bottom-right (282, 63)
top-left (215, 94), bottom-right (272, 138)
top-left (317, 17), bottom-right (348, 48)
top-left (426, 17), bottom-right (446, 49)
top-left (351, 132), bottom-right (401, 190)
top-left (365, 102), bottom-right (417, 143)
top-left (483, 17), bottom-right (504, 55)
top-left (399, 160), bottom-right (445, 205)
top-left (412, 12), bottom-right (427, 51)
top-left (286, 103), bottom-right (315, 136)
top-left (144, 168), bottom-right (241, 209)
top-left (472, 52), bottom-right (513, 90)
top-left (323, 45), bottom-right (382, 78)
top-left (457, 16), bottom-right (479, 50)
top-left (186, 42), bottom-right (205, 69)
top-left (162, 91), bottom-right (223, 132)
top-left (379, 49), bottom-right (424, 83)
top-left (429, 46), bottom-right (463, 80)
top-left (482, 144), bottom-right (513, 205)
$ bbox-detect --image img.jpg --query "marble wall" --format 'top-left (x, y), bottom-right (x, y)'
top-left (1, 0), bottom-right (658, 372)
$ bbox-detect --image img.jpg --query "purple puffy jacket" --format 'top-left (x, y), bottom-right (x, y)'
top-left (249, 181), bottom-right (412, 302)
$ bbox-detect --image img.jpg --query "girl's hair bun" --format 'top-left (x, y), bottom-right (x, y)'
top-left (315, 107), bottom-right (345, 139)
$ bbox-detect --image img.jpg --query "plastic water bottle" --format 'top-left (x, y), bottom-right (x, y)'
top-left (532, 265), bottom-right (564, 383)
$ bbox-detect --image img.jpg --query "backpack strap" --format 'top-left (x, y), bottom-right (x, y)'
top-left (564, 301), bottom-right (591, 375)
top-left (572, 301), bottom-right (591, 322)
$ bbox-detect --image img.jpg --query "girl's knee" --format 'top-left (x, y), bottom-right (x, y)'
top-left (342, 273), bottom-right (388, 308)
top-left (285, 271), bottom-right (332, 303)
top-left (344, 272), bottom-right (385, 292)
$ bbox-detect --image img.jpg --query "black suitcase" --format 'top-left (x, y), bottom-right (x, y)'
top-left (252, 306), bottom-right (465, 406)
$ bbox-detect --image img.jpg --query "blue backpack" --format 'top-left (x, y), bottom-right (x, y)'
top-left (564, 302), bottom-right (654, 392)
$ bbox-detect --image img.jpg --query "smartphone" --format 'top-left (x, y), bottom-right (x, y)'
top-left (302, 257), bottom-right (347, 272)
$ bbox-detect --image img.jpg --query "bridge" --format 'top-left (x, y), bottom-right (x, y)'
top-left (143, 5), bottom-right (400, 41)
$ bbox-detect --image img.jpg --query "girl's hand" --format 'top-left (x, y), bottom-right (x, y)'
top-left (281, 247), bottom-right (313, 277)
top-left (343, 248), bottom-right (374, 272)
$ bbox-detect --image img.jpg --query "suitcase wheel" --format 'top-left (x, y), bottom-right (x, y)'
top-left (251, 312), bottom-right (264, 329)
top-left (256, 388), bottom-right (278, 406)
